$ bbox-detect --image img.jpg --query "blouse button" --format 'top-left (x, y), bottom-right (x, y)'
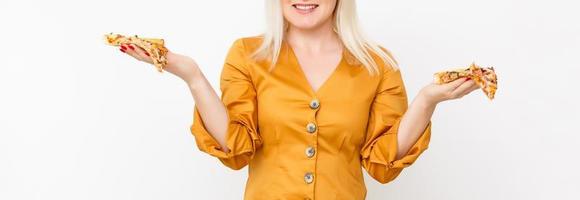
top-left (309, 99), bottom-right (320, 109)
top-left (305, 146), bottom-right (315, 158)
top-left (306, 122), bottom-right (317, 133)
top-left (304, 172), bottom-right (314, 184)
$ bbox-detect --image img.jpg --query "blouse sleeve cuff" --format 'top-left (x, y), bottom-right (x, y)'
top-left (389, 119), bottom-right (432, 169)
top-left (365, 118), bottom-right (432, 169)
top-left (190, 105), bottom-right (262, 167)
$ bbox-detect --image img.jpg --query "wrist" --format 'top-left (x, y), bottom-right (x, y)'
top-left (417, 88), bottom-right (439, 108)
top-left (166, 52), bottom-right (202, 84)
top-left (166, 52), bottom-right (187, 69)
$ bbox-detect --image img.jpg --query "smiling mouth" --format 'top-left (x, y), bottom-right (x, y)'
top-left (292, 3), bottom-right (319, 14)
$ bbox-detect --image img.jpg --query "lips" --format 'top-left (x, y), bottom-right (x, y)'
top-left (292, 3), bottom-right (319, 14)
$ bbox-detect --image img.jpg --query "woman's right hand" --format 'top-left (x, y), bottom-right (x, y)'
top-left (419, 77), bottom-right (480, 105)
top-left (119, 44), bottom-right (201, 85)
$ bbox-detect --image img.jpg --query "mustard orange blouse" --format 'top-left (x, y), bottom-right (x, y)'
top-left (190, 36), bottom-right (432, 200)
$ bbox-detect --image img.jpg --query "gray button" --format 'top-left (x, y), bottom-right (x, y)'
top-left (306, 122), bottom-right (317, 133)
top-left (305, 146), bottom-right (315, 158)
top-left (309, 99), bottom-right (320, 109)
top-left (304, 172), bottom-right (314, 184)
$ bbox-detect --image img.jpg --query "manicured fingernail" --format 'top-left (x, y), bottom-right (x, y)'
top-left (466, 77), bottom-right (471, 81)
top-left (144, 52), bottom-right (150, 56)
top-left (128, 45), bottom-right (135, 50)
top-left (120, 45), bottom-right (127, 50)
top-left (120, 48), bottom-right (126, 53)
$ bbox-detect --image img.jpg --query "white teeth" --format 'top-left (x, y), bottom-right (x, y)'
top-left (294, 5), bottom-right (317, 10)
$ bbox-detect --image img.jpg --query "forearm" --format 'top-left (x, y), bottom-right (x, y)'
top-left (186, 68), bottom-right (231, 153)
top-left (395, 91), bottom-right (436, 159)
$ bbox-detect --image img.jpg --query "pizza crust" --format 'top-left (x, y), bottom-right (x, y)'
top-left (104, 33), bottom-right (168, 72)
top-left (434, 62), bottom-right (498, 100)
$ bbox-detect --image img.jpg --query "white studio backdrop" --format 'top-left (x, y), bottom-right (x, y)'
top-left (1, 0), bottom-right (578, 199)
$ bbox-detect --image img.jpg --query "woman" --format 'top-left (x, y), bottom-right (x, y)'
top-left (118, 0), bottom-right (479, 199)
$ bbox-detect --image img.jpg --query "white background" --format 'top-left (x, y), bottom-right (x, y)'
top-left (1, 0), bottom-right (579, 199)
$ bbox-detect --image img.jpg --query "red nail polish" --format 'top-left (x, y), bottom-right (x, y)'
top-left (144, 52), bottom-right (150, 56)
top-left (120, 48), bottom-right (126, 53)
top-left (120, 45), bottom-right (127, 50)
top-left (128, 45), bottom-right (135, 50)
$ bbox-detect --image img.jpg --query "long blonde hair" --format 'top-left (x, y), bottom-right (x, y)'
top-left (251, 0), bottom-right (399, 76)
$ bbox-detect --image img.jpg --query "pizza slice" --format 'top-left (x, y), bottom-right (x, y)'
top-left (433, 62), bottom-right (498, 100)
top-left (104, 33), bottom-right (169, 72)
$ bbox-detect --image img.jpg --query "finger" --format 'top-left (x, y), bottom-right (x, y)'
top-left (459, 82), bottom-right (481, 97)
top-left (135, 44), bottom-right (151, 57)
top-left (119, 44), bottom-right (127, 53)
top-left (129, 44), bottom-right (151, 60)
top-left (444, 77), bottom-right (469, 91)
top-left (120, 44), bottom-right (142, 60)
top-left (450, 80), bottom-right (476, 98)
top-left (469, 82), bottom-right (481, 91)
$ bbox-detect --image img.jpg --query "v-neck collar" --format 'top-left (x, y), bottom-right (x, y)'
top-left (283, 40), bottom-right (347, 97)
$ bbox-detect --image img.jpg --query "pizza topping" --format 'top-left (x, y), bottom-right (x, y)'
top-left (104, 33), bottom-right (169, 73)
top-left (433, 62), bottom-right (498, 100)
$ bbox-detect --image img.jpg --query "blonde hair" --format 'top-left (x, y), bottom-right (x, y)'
top-left (251, 0), bottom-right (399, 76)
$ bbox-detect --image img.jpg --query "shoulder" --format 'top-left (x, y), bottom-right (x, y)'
top-left (365, 45), bottom-right (404, 87)
top-left (372, 45), bottom-right (400, 74)
top-left (228, 35), bottom-right (264, 56)
top-left (353, 45), bottom-right (402, 86)
top-left (224, 35), bottom-right (265, 63)
top-left (344, 43), bottom-right (400, 77)
top-left (222, 36), bottom-right (264, 78)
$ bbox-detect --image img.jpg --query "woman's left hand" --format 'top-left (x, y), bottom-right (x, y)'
top-left (419, 77), bottom-right (481, 105)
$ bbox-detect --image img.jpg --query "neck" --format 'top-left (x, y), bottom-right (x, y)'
top-left (285, 19), bottom-right (341, 53)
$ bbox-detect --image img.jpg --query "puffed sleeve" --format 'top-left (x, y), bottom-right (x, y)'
top-left (190, 38), bottom-right (262, 170)
top-left (360, 67), bottom-right (432, 184)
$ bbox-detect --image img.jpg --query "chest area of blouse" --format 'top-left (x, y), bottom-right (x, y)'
top-left (251, 59), bottom-right (382, 145)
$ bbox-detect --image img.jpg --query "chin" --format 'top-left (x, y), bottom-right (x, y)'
top-left (283, 1), bottom-right (335, 31)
